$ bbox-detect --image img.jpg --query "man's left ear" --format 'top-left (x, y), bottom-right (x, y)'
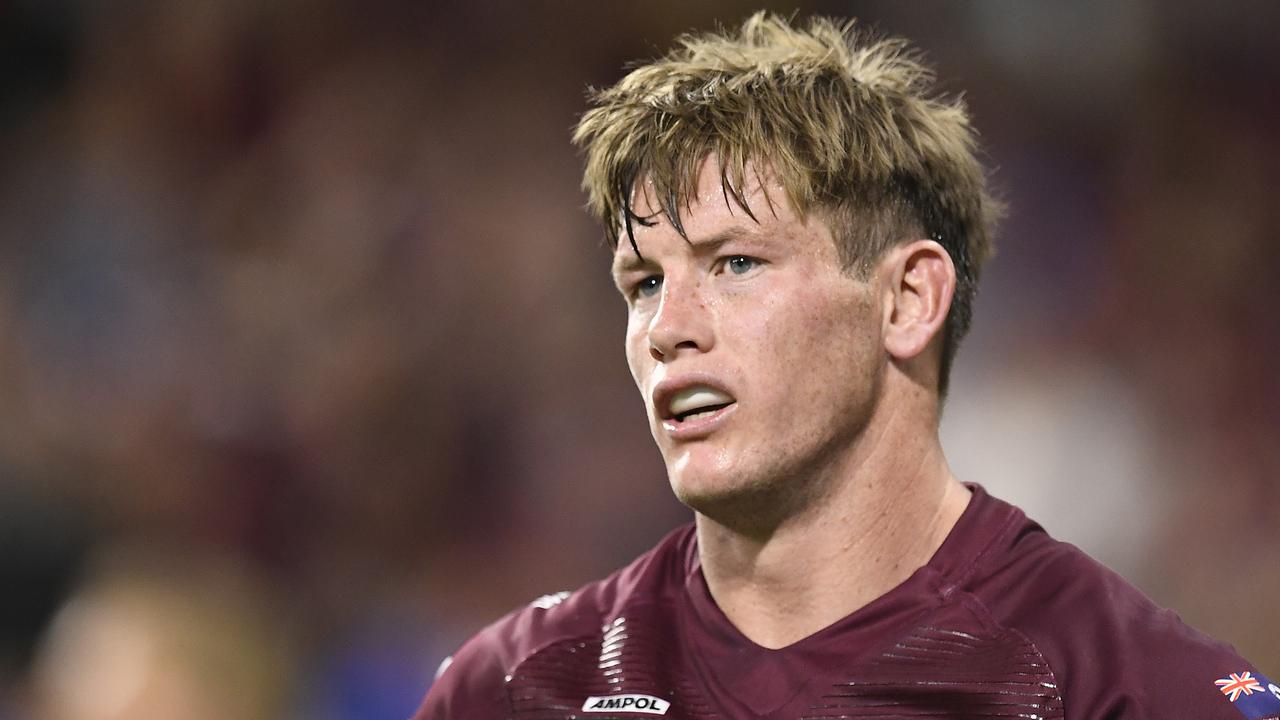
top-left (881, 239), bottom-right (956, 361)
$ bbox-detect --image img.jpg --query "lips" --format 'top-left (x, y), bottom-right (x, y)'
top-left (652, 377), bottom-right (737, 438)
top-left (668, 387), bottom-right (734, 420)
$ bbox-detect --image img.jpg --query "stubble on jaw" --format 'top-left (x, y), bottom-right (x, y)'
top-left (672, 293), bottom-right (888, 541)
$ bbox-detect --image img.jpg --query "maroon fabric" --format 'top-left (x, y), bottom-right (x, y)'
top-left (414, 486), bottom-right (1274, 719)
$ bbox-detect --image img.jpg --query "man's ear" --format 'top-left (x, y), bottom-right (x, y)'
top-left (880, 239), bottom-right (956, 361)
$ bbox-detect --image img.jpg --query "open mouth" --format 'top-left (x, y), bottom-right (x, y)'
top-left (672, 401), bottom-right (734, 423)
top-left (665, 386), bottom-right (736, 424)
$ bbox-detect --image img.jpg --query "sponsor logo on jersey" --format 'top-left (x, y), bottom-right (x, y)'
top-left (581, 694), bottom-right (671, 715)
top-left (1215, 670), bottom-right (1280, 720)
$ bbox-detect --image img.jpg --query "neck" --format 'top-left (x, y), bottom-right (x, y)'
top-left (693, 384), bottom-right (970, 649)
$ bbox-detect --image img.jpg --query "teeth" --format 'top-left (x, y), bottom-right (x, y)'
top-left (669, 387), bottom-right (734, 417)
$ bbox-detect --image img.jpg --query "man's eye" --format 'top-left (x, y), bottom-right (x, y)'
top-left (634, 275), bottom-right (663, 299)
top-left (725, 256), bottom-right (758, 275)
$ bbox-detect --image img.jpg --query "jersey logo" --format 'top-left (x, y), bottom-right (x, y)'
top-left (1215, 670), bottom-right (1280, 720)
top-left (581, 694), bottom-right (671, 715)
top-left (1219, 672), bottom-right (1266, 702)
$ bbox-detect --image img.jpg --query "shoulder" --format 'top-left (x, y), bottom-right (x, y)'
top-left (409, 524), bottom-right (696, 720)
top-left (968, 512), bottom-right (1279, 720)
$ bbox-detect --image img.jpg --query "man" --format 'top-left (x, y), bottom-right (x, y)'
top-left (414, 13), bottom-right (1278, 720)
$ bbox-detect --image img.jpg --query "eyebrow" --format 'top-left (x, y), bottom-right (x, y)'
top-left (610, 225), bottom-right (754, 279)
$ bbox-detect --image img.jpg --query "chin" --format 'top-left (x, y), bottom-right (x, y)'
top-left (668, 472), bottom-right (732, 510)
top-left (668, 466), bottom-right (793, 533)
top-left (665, 450), bottom-right (737, 499)
top-left (668, 460), bottom-right (736, 503)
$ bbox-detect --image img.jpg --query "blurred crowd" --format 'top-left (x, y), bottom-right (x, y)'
top-left (0, 1), bottom-right (1276, 718)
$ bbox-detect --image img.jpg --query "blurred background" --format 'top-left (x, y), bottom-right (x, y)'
top-left (0, 0), bottom-right (1277, 717)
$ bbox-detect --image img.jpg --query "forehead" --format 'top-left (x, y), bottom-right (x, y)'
top-left (611, 159), bottom-right (807, 269)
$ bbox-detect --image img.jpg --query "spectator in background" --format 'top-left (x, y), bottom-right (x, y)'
top-left (29, 545), bottom-right (294, 720)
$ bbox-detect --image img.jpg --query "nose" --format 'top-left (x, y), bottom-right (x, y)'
top-left (647, 277), bottom-right (714, 361)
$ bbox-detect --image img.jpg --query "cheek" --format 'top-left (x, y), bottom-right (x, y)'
top-left (623, 319), bottom-right (648, 386)
top-left (751, 288), bottom-right (879, 400)
top-left (759, 283), bottom-right (863, 349)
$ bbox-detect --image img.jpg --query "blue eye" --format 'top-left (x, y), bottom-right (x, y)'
top-left (726, 256), bottom-right (757, 275)
top-left (634, 275), bottom-right (663, 298)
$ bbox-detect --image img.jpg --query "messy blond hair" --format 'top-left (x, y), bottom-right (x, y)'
top-left (573, 12), bottom-right (1001, 397)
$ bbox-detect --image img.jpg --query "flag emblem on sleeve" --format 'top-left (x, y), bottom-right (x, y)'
top-left (1218, 672), bottom-right (1265, 702)
top-left (1214, 670), bottom-right (1280, 720)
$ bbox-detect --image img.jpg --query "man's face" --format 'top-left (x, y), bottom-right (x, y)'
top-left (612, 162), bottom-right (887, 523)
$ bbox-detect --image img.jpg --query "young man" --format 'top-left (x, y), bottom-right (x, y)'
top-left (414, 14), bottom-right (1277, 720)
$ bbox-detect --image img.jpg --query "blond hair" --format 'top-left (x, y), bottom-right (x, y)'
top-left (573, 12), bottom-right (1001, 396)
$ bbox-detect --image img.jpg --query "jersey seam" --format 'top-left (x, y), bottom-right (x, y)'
top-left (953, 588), bottom-right (1070, 720)
top-left (938, 502), bottom-right (1022, 599)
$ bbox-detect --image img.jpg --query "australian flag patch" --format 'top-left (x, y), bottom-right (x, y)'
top-left (1216, 671), bottom-right (1280, 719)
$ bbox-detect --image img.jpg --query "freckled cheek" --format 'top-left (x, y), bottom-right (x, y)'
top-left (747, 291), bottom-right (868, 402)
top-left (748, 291), bottom-right (837, 352)
top-left (623, 320), bottom-right (649, 386)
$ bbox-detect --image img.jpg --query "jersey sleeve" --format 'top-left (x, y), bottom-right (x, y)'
top-left (409, 629), bottom-right (510, 720)
top-left (971, 527), bottom-right (1280, 720)
top-left (1088, 619), bottom-right (1280, 720)
top-left (1146, 661), bottom-right (1280, 720)
top-left (408, 590), bottom-right (586, 720)
top-left (1078, 603), bottom-right (1280, 719)
top-left (997, 550), bottom-right (1280, 720)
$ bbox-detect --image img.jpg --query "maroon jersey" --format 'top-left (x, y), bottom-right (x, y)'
top-left (414, 486), bottom-right (1279, 719)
